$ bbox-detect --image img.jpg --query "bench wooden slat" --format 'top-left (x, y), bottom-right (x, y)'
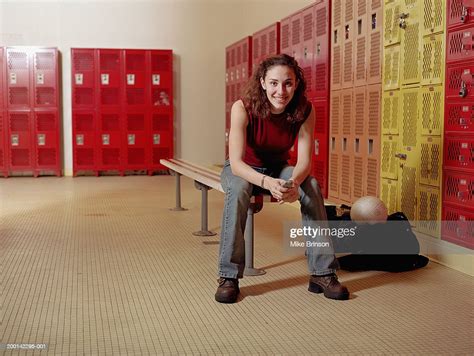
top-left (160, 158), bottom-right (224, 192)
top-left (160, 158), bottom-right (278, 202)
top-left (173, 158), bottom-right (221, 176)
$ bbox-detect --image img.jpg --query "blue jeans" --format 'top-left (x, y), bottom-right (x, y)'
top-left (218, 161), bottom-right (339, 279)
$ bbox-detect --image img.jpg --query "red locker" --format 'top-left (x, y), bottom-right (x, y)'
top-left (252, 23), bottom-right (280, 74)
top-left (150, 50), bottom-right (173, 105)
top-left (444, 136), bottom-right (474, 170)
top-left (0, 47), bottom-right (4, 110)
top-left (97, 110), bottom-right (122, 173)
top-left (446, 26), bottom-right (474, 63)
top-left (0, 110), bottom-right (7, 177)
top-left (314, 0), bottom-right (331, 99)
top-left (0, 48), bottom-right (6, 177)
top-left (237, 37), bottom-right (252, 91)
top-left (300, 5), bottom-right (315, 94)
top-left (98, 49), bottom-right (122, 111)
top-left (72, 49), bottom-right (96, 108)
top-left (6, 47), bottom-right (61, 176)
top-left (444, 101), bottom-right (474, 133)
top-left (72, 110), bottom-right (97, 175)
top-left (7, 110), bottom-right (33, 171)
top-left (447, 0), bottom-right (474, 29)
top-left (150, 112), bottom-right (173, 172)
top-left (32, 49), bottom-right (59, 108)
top-left (6, 48), bottom-right (31, 110)
top-left (33, 110), bottom-right (60, 176)
top-left (280, 15), bottom-right (292, 55)
top-left (312, 98), bottom-right (329, 198)
top-left (124, 50), bottom-right (147, 109)
top-left (443, 169), bottom-right (474, 208)
top-left (124, 111), bottom-right (148, 170)
top-left (442, 205), bottom-right (474, 249)
top-left (149, 50), bottom-right (173, 172)
top-left (445, 62), bottom-right (474, 99)
top-left (291, 10), bottom-right (303, 61)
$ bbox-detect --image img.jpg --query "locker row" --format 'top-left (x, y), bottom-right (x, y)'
top-left (0, 110), bottom-right (61, 177)
top-left (71, 48), bottom-right (173, 110)
top-left (0, 46), bottom-right (174, 177)
top-left (1, 47), bottom-right (60, 109)
top-left (0, 47), bottom-right (61, 176)
top-left (71, 48), bottom-right (174, 175)
top-left (72, 110), bottom-right (173, 176)
top-left (224, 1), bottom-right (473, 249)
top-left (330, 0), bottom-right (383, 90)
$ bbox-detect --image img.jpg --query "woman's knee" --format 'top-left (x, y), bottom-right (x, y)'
top-left (301, 175), bottom-right (322, 197)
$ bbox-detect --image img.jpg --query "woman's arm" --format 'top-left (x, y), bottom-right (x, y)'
top-left (228, 100), bottom-right (286, 200)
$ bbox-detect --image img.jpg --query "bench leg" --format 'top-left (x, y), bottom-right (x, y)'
top-left (244, 202), bottom-right (266, 276)
top-left (170, 172), bottom-right (187, 211)
top-left (192, 181), bottom-right (217, 236)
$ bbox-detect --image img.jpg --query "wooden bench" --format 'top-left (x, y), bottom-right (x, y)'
top-left (160, 158), bottom-right (277, 276)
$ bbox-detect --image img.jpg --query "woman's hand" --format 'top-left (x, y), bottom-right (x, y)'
top-left (263, 177), bottom-right (286, 201)
top-left (279, 180), bottom-right (299, 204)
top-left (263, 177), bottom-right (299, 203)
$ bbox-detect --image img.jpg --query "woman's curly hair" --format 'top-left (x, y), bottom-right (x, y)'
top-left (242, 54), bottom-right (308, 123)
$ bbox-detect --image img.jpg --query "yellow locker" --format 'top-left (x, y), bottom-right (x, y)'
top-left (330, 91), bottom-right (342, 136)
top-left (354, 0), bottom-right (368, 87)
top-left (400, 0), bottom-right (422, 85)
top-left (397, 85), bottom-right (421, 223)
top-left (329, 136), bottom-right (342, 200)
top-left (352, 137), bottom-right (366, 201)
top-left (383, 44), bottom-right (401, 90)
top-left (421, 33), bottom-right (445, 86)
top-left (422, 0), bottom-right (444, 36)
top-left (417, 184), bottom-right (441, 237)
top-left (329, 91), bottom-right (341, 200)
top-left (400, 86), bottom-right (420, 151)
top-left (420, 85), bottom-right (443, 136)
top-left (419, 135), bottom-right (442, 187)
top-left (382, 89), bottom-right (400, 135)
top-left (381, 177), bottom-right (399, 214)
top-left (381, 134), bottom-right (399, 179)
top-left (384, 1), bottom-right (402, 46)
top-left (367, 0), bottom-right (383, 84)
top-left (340, 136), bottom-right (353, 203)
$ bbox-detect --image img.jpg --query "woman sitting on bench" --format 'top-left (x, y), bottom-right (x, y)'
top-left (216, 54), bottom-right (349, 303)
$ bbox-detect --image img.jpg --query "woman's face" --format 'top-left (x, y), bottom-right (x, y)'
top-left (260, 65), bottom-right (298, 114)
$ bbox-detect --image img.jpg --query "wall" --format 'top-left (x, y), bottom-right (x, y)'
top-left (0, 0), bottom-right (313, 174)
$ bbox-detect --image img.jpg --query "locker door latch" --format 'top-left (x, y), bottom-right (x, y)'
top-left (460, 5), bottom-right (469, 23)
top-left (399, 13), bottom-right (408, 29)
top-left (459, 81), bottom-right (468, 98)
top-left (395, 153), bottom-right (407, 160)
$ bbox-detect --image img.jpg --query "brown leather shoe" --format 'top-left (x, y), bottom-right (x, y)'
top-left (308, 274), bottom-right (349, 300)
top-left (215, 278), bottom-right (240, 303)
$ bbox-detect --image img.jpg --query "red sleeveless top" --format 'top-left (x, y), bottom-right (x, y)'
top-left (243, 103), bottom-right (312, 167)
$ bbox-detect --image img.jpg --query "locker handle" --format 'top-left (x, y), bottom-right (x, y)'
top-left (460, 6), bottom-right (469, 23)
top-left (399, 13), bottom-right (408, 29)
top-left (395, 153), bottom-right (407, 160)
top-left (459, 82), bottom-right (468, 98)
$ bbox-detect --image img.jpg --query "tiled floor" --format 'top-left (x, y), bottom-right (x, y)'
top-left (1, 175), bottom-right (473, 355)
